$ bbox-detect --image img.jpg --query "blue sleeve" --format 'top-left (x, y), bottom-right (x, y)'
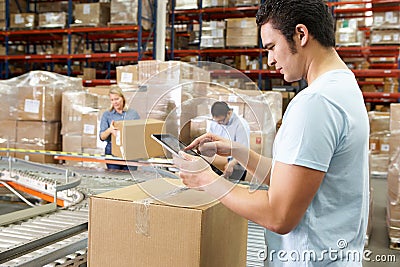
top-left (235, 118), bottom-right (250, 148)
top-left (99, 111), bottom-right (110, 139)
top-left (124, 109), bottom-right (140, 120)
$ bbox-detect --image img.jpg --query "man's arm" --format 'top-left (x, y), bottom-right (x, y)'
top-left (177, 158), bottom-right (324, 234)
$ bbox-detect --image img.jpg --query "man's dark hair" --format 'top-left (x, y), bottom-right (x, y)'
top-left (211, 101), bottom-right (231, 117)
top-left (256, 0), bottom-right (335, 53)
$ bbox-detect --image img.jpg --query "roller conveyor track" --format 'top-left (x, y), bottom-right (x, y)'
top-left (0, 157), bottom-right (266, 267)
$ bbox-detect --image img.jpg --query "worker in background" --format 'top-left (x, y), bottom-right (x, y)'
top-left (99, 87), bottom-right (140, 170)
top-left (208, 101), bottom-right (250, 181)
top-left (174, 1), bottom-right (369, 266)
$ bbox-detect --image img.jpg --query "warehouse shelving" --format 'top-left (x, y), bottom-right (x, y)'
top-left (0, 0), bottom-right (156, 81)
top-left (168, 1), bottom-right (400, 96)
top-left (330, 0), bottom-right (400, 102)
top-left (168, 1), bottom-right (274, 89)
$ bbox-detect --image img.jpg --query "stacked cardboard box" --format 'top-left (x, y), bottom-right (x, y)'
top-left (369, 111), bottom-right (390, 177)
top-left (387, 103), bottom-right (400, 246)
top-left (73, 3), bottom-right (110, 26)
top-left (226, 18), bottom-right (258, 47)
top-left (0, 71), bottom-right (82, 163)
top-left (201, 21), bottom-right (225, 48)
top-left (335, 18), bottom-right (365, 46)
top-left (38, 12), bottom-right (67, 28)
top-left (9, 13), bottom-right (36, 29)
top-left (370, 30), bottom-right (400, 45)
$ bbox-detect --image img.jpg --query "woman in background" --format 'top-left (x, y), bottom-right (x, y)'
top-left (99, 86), bottom-right (140, 170)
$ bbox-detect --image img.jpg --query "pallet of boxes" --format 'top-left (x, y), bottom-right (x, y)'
top-left (387, 104), bottom-right (400, 250)
top-left (0, 71), bottom-right (81, 164)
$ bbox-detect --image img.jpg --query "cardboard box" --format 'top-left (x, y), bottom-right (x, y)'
top-left (17, 86), bottom-right (62, 122)
top-left (369, 111), bottom-right (390, 134)
top-left (370, 29), bottom-right (400, 45)
top-left (62, 134), bottom-right (82, 153)
top-left (88, 178), bottom-right (248, 267)
top-left (390, 103), bottom-right (400, 132)
top-left (111, 119), bottom-right (165, 159)
top-left (74, 3), bottom-right (110, 26)
top-left (38, 12), bottom-right (66, 28)
top-left (116, 65), bottom-right (138, 86)
top-left (10, 13), bottom-right (36, 29)
top-left (83, 68), bottom-right (96, 80)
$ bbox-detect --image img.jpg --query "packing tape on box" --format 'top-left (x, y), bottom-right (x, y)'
top-left (134, 186), bottom-right (189, 237)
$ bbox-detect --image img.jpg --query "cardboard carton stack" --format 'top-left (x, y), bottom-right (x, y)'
top-left (369, 111), bottom-right (390, 177)
top-left (88, 178), bottom-right (248, 267)
top-left (0, 71), bottom-right (81, 163)
top-left (200, 21), bottom-right (225, 48)
top-left (370, 4), bottom-right (400, 45)
top-left (225, 18), bottom-right (258, 47)
top-left (335, 18), bottom-right (365, 46)
top-left (387, 103), bottom-right (400, 246)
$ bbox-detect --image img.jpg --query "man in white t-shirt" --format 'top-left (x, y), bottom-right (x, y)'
top-left (174, 1), bottom-right (369, 266)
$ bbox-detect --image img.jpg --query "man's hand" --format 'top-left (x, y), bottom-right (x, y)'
top-left (185, 133), bottom-right (234, 157)
top-left (173, 151), bottom-right (220, 190)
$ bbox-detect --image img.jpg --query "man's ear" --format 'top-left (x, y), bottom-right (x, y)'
top-left (296, 24), bottom-right (308, 46)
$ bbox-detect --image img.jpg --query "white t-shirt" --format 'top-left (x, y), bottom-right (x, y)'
top-left (265, 69), bottom-right (370, 266)
top-left (209, 112), bottom-right (250, 148)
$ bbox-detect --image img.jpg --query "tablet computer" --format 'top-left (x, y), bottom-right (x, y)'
top-left (151, 133), bottom-right (223, 175)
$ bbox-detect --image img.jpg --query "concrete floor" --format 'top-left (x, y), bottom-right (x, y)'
top-left (364, 178), bottom-right (400, 266)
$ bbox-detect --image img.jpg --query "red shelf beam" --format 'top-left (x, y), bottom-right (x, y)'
top-left (0, 25), bottom-right (139, 36)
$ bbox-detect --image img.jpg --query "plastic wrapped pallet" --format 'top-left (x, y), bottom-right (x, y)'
top-left (14, 121), bottom-right (61, 164)
top-left (0, 71), bottom-right (82, 122)
top-left (0, 83), bottom-right (18, 121)
top-left (0, 120), bottom-right (16, 157)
